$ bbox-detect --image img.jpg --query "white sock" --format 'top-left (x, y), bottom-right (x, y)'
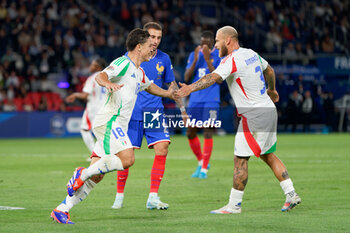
top-left (56, 179), bottom-right (96, 212)
top-left (198, 160), bottom-right (203, 166)
top-left (80, 129), bottom-right (95, 153)
top-left (116, 193), bottom-right (124, 197)
top-left (200, 168), bottom-right (208, 173)
top-left (280, 178), bottom-right (295, 198)
top-left (149, 192), bottom-right (158, 198)
top-left (81, 155), bottom-right (124, 181)
top-left (228, 188), bottom-right (244, 207)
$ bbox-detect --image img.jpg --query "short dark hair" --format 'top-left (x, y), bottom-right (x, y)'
top-left (94, 58), bottom-right (107, 70)
top-left (126, 28), bottom-right (150, 51)
top-left (143, 22), bottom-right (162, 31)
top-left (201, 31), bottom-right (213, 39)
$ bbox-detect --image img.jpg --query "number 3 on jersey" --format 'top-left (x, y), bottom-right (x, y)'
top-left (255, 65), bottom-right (266, 95)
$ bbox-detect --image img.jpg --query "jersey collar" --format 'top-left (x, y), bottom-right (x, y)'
top-left (150, 49), bottom-right (158, 60)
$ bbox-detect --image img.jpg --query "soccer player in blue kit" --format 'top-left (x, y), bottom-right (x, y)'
top-left (184, 31), bottom-right (221, 179)
top-left (112, 22), bottom-right (186, 210)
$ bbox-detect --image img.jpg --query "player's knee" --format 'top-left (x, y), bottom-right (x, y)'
top-left (157, 147), bottom-right (168, 155)
top-left (203, 130), bottom-right (213, 139)
top-left (123, 156), bottom-right (135, 169)
top-left (186, 128), bottom-right (197, 139)
top-left (154, 143), bottom-right (169, 155)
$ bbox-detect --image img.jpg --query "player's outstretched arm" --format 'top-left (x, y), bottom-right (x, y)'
top-left (95, 72), bottom-right (124, 93)
top-left (175, 73), bottom-right (222, 98)
top-left (146, 82), bottom-right (176, 100)
top-left (167, 80), bottom-right (189, 122)
top-left (65, 92), bottom-right (89, 103)
top-left (263, 65), bottom-right (279, 103)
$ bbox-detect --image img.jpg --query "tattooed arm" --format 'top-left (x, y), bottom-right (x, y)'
top-left (263, 65), bottom-right (279, 103)
top-left (166, 80), bottom-right (190, 123)
top-left (166, 81), bottom-right (186, 111)
top-left (175, 73), bottom-right (223, 98)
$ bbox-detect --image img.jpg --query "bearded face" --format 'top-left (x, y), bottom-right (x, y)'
top-left (219, 43), bottom-right (228, 58)
top-left (215, 31), bottom-right (229, 58)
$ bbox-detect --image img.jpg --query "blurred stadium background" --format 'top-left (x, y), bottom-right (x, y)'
top-left (0, 0), bottom-right (349, 137)
top-left (1, 1), bottom-right (350, 232)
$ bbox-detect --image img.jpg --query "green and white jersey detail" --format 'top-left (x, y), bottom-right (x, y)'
top-left (94, 56), bottom-right (152, 131)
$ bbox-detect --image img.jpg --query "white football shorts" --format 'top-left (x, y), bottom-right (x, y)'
top-left (234, 108), bottom-right (277, 157)
top-left (92, 120), bottom-right (132, 157)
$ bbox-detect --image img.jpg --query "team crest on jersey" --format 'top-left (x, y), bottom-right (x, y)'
top-left (131, 73), bottom-right (136, 78)
top-left (156, 62), bottom-right (164, 79)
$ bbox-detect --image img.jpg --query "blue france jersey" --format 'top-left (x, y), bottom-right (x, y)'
top-left (130, 50), bottom-right (175, 120)
top-left (186, 48), bottom-right (221, 103)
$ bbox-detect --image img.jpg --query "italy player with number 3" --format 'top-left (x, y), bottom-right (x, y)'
top-left (176, 26), bottom-right (301, 214)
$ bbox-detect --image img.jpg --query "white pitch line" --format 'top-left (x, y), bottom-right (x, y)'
top-left (0, 206), bottom-right (25, 210)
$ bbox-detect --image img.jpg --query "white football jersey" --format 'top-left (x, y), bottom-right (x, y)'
top-left (93, 56), bottom-right (152, 130)
top-left (213, 48), bottom-right (275, 116)
top-left (82, 72), bottom-right (106, 121)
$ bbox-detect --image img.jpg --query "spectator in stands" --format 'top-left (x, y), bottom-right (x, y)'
top-left (321, 35), bottom-right (334, 53)
top-left (3, 98), bottom-right (16, 112)
top-left (6, 71), bottom-right (20, 89)
top-left (284, 43), bottom-right (297, 60)
top-left (287, 90), bottom-right (303, 132)
top-left (266, 27), bottom-right (282, 53)
top-left (6, 85), bottom-right (15, 100)
top-left (0, 89), bottom-right (5, 103)
top-left (301, 90), bottom-right (314, 132)
top-left (305, 43), bottom-right (314, 58)
top-left (323, 91), bottom-right (336, 132)
top-left (38, 95), bottom-right (48, 112)
top-left (1, 48), bottom-right (14, 63)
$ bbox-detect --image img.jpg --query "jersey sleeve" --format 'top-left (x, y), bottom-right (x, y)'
top-left (213, 55), bottom-right (235, 81)
top-left (103, 58), bottom-right (130, 82)
top-left (163, 55), bottom-right (175, 83)
top-left (185, 52), bottom-right (195, 70)
top-left (82, 76), bottom-right (93, 94)
top-left (258, 54), bottom-right (269, 70)
top-left (140, 69), bottom-right (152, 91)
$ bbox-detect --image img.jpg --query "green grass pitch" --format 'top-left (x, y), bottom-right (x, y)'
top-left (0, 134), bottom-right (350, 233)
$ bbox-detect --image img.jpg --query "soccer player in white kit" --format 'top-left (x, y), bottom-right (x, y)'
top-left (176, 26), bottom-right (301, 214)
top-left (65, 58), bottom-right (107, 153)
top-left (50, 28), bottom-right (176, 224)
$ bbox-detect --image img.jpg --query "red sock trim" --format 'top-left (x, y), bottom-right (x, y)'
top-left (202, 138), bottom-right (213, 169)
top-left (117, 168), bottom-right (129, 193)
top-left (150, 155), bottom-right (167, 193)
top-left (188, 136), bottom-right (203, 161)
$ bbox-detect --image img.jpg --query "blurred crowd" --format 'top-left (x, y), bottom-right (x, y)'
top-left (0, 0), bottom-right (348, 131)
top-left (223, 0), bottom-right (349, 58)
